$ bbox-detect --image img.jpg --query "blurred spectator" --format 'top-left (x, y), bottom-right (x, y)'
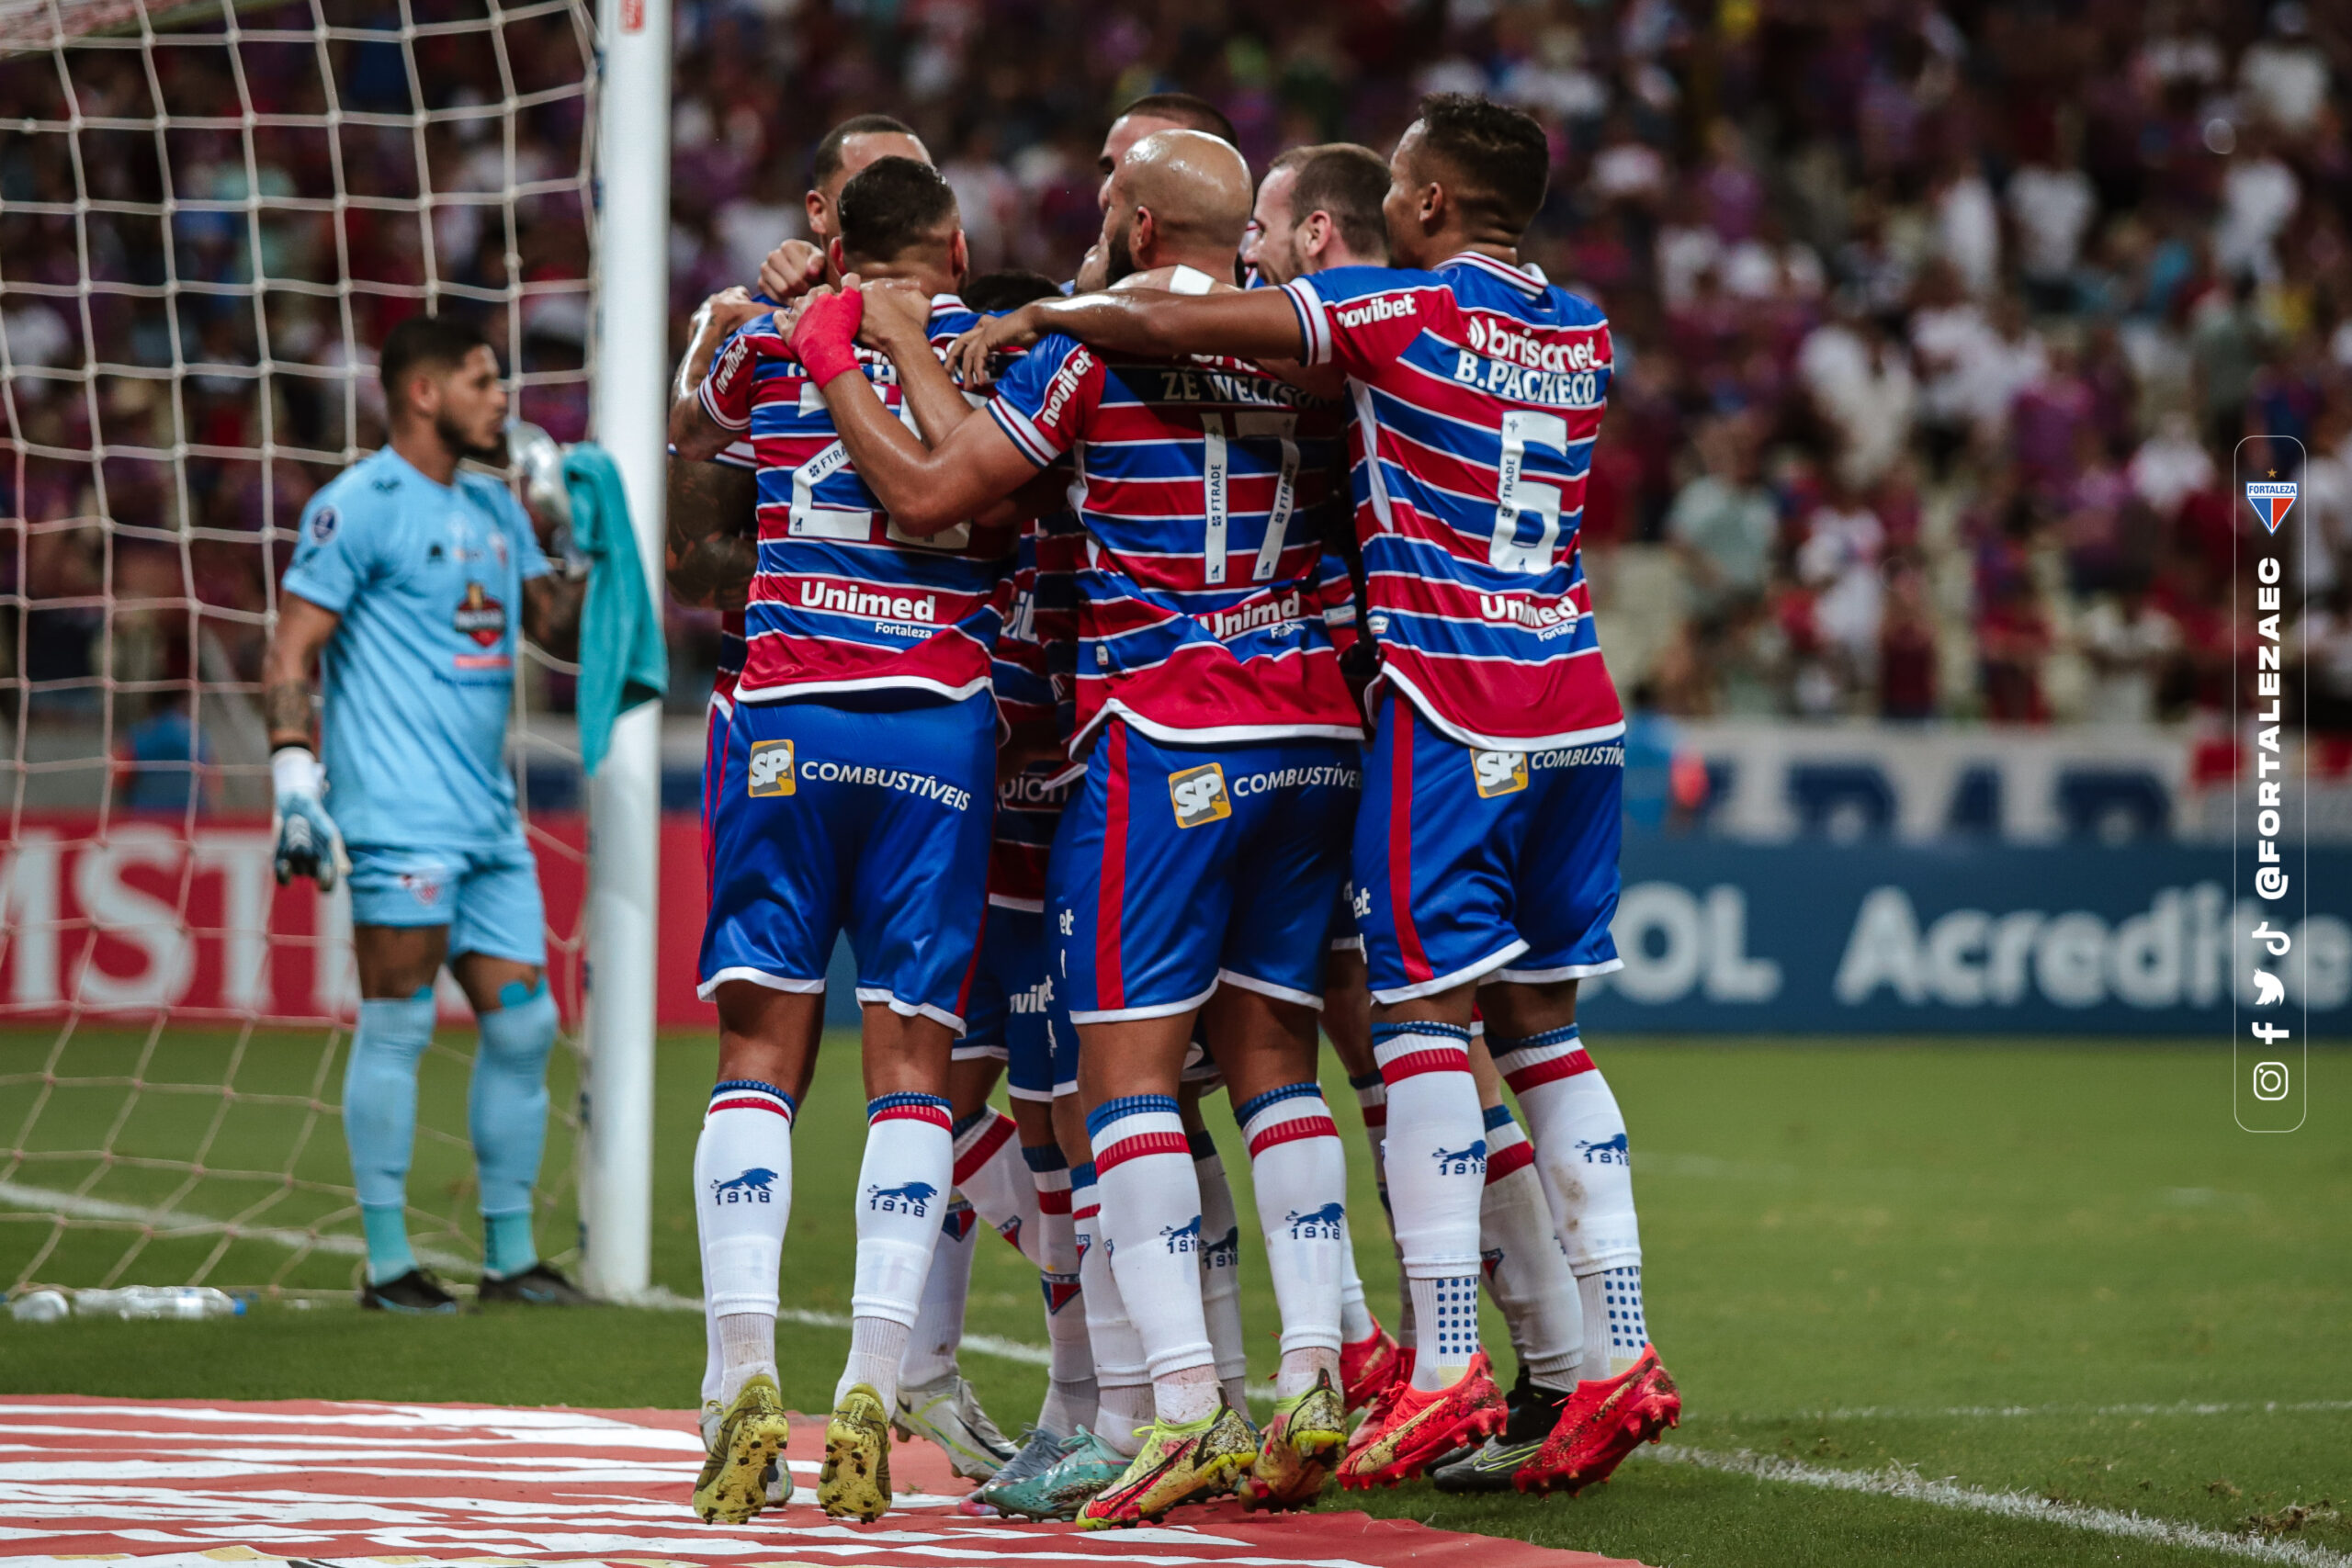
top-left (2008, 151), bottom-right (2098, 313)
top-left (118, 691), bottom-right (215, 814)
top-left (2079, 588), bottom-right (2183, 725)
top-left (1667, 416), bottom-right (1775, 622)
top-left (1878, 560), bottom-right (1939, 720)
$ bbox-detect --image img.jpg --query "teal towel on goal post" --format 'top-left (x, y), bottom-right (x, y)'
top-left (560, 442), bottom-right (669, 775)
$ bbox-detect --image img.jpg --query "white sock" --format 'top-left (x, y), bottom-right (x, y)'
top-left (1190, 1132), bottom-right (1251, 1409)
top-left (1577, 1265), bottom-right (1651, 1378)
top-left (1339, 1217), bottom-right (1374, 1344)
top-left (955, 1107), bottom-right (1044, 1267)
top-left (1026, 1142), bottom-right (1095, 1437)
top-left (1090, 1094), bottom-right (1217, 1425)
top-left (1238, 1083), bottom-right (1347, 1399)
top-left (1371, 1021), bottom-right (1486, 1390)
top-left (1489, 1025), bottom-right (1644, 1270)
top-left (900, 1196), bottom-right (977, 1391)
top-left (1347, 1068), bottom-right (1405, 1344)
top-left (1075, 1160), bottom-right (1150, 1457)
top-left (839, 1091), bottom-right (954, 1410)
top-left (695, 1080), bottom-right (794, 1404)
top-left (1479, 1104), bottom-right (1582, 1390)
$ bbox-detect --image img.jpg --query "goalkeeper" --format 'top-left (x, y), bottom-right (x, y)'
top-left (264, 315), bottom-right (588, 1313)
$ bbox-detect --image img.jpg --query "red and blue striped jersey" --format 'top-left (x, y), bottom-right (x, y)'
top-left (987, 334), bottom-right (1362, 748)
top-left (989, 516), bottom-right (1079, 907)
top-left (1281, 254), bottom-right (1623, 751)
top-left (699, 296), bottom-right (1013, 705)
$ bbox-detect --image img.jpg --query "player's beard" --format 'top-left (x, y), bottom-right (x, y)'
top-left (435, 410), bottom-right (503, 464)
top-left (1102, 220), bottom-right (1136, 287)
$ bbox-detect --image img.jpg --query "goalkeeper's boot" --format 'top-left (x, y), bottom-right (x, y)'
top-left (818, 1382), bottom-right (894, 1521)
top-left (694, 1374), bottom-right (792, 1524)
top-left (358, 1269), bottom-right (458, 1314)
top-left (891, 1370), bottom-right (1017, 1480)
top-left (1433, 1370), bottom-right (1571, 1494)
top-left (983, 1427), bottom-right (1127, 1520)
top-left (1236, 1368), bottom-right (1346, 1511)
top-left (1337, 1349), bottom-right (1505, 1490)
top-left (1075, 1401), bottom-right (1256, 1529)
top-left (1339, 1315), bottom-right (1404, 1414)
top-left (1514, 1345), bottom-right (1680, 1497)
top-left (477, 1261), bottom-right (591, 1305)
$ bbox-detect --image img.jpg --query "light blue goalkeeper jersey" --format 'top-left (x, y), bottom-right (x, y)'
top-left (282, 446), bottom-right (550, 850)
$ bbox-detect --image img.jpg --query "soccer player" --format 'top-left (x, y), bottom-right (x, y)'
top-left (944, 93), bottom-right (1681, 1495)
top-left (668, 157), bottom-right (1011, 1526)
top-left (795, 130), bottom-right (1363, 1524)
top-left (1239, 141), bottom-right (1414, 1409)
top-left (265, 313), bottom-right (586, 1314)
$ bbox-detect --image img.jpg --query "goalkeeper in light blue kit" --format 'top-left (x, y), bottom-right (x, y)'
top-left (264, 314), bottom-right (588, 1313)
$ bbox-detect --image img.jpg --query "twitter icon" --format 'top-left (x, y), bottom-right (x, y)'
top-left (2252, 971), bottom-right (2286, 1007)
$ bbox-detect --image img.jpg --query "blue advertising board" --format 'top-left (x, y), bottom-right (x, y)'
top-left (1579, 840), bottom-right (2348, 1035)
top-left (818, 843), bottom-right (2347, 1036)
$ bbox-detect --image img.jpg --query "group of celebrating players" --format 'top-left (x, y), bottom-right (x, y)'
top-left (662, 89), bottom-right (1680, 1529)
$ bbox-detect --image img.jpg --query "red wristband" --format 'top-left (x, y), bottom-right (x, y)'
top-left (790, 288), bottom-right (865, 388)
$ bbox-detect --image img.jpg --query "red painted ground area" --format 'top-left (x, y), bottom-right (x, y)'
top-left (0, 1395), bottom-right (1645, 1566)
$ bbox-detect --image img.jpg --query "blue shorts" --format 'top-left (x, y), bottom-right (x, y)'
top-left (346, 836), bottom-right (547, 967)
top-left (1051, 721), bottom-right (1358, 1024)
top-left (1354, 699), bottom-right (1624, 1004)
top-left (971, 905), bottom-right (1079, 1100)
top-left (698, 695), bottom-right (995, 1029)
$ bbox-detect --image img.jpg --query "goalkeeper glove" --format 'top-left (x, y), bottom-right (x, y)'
top-left (270, 746), bottom-right (349, 891)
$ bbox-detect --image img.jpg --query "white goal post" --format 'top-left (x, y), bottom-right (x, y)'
top-left (0, 0), bottom-right (668, 1299)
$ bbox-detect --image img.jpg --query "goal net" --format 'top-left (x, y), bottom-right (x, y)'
top-left (0, 0), bottom-right (605, 1297)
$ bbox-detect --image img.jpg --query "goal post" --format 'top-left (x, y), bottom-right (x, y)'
top-left (579, 0), bottom-right (666, 1303)
top-left (0, 0), bottom-right (667, 1299)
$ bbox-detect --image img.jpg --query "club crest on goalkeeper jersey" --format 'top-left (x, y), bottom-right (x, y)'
top-left (698, 295), bottom-right (1013, 706)
top-left (280, 447), bottom-right (550, 850)
top-left (1279, 254), bottom-right (1623, 752)
top-left (985, 334), bottom-right (1361, 749)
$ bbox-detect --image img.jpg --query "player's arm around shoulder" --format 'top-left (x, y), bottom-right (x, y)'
top-left (951, 285), bottom-right (1307, 385)
top-left (798, 287), bottom-right (1035, 534)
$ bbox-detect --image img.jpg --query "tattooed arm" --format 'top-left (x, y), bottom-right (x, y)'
top-left (666, 455), bottom-right (758, 610)
top-left (262, 593), bottom-right (342, 750)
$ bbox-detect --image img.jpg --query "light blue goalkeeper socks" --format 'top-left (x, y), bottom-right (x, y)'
top-left (471, 978), bottom-right (558, 1278)
top-left (345, 989), bottom-right (436, 1284)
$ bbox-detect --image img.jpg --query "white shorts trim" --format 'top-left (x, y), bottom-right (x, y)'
top-left (1007, 1083), bottom-right (1055, 1104)
top-left (1375, 668), bottom-right (1629, 755)
top-left (952, 1041), bottom-right (1011, 1061)
top-left (1329, 935), bottom-right (1364, 953)
top-left (696, 966), bottom-right (823, 1001)
top-left (1493, 957), bottom-right (1624, 985)
top-left (854, 986), bottom-right (967, 1034)
top-left (989, 895), bottom-right (1046, 913)
top-left (1069, 978), bottom-right (1220, 1027)
top-left (1366, 938), bottom-right (1530, 1006)
top-left (1074, 699), bottom-right (1367, 753)
top-left (1054, 1076), bottom-right (1079, 1099)
top-left (1216, 968), bottom-right (1325, 1010)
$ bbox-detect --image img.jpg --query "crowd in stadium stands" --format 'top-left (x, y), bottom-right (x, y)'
top-left (5, 0), bottom-right (2350, 736)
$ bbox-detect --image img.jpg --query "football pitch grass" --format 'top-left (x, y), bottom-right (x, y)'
top-left (2, 1029), bottom-right (2345, 1568)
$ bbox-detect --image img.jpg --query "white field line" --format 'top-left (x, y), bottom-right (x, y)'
top-left (0, 1180), bottom-right (470, 1273)
top-left (1751, 1400), bottom-right (2352, 1422)
top-left (1635, 1445), bottom-right (2352, 1567)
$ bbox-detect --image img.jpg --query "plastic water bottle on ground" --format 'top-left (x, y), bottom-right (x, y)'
top-left (7, 1290), bottom-right (70, 1324)
top-left (71, 1286), bottom-right (245, 1320)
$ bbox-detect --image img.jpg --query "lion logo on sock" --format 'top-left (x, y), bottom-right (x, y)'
top-left (1576, 1132), bottom-right (1630, 1164)
top-left (710, 1168), bottom-right (777, 1203)
top-left (1430, 1140), bottom-right (1487, 1176)
top-left (865, 1180), bottom-right (939, 1216)
top-left (1204, 1224), bottom-right (1240, 1266)
top-left (1159, 1213), bottom-right (1203, 1253)
top-left (1283, 1202), bottom-right (1346, 1240)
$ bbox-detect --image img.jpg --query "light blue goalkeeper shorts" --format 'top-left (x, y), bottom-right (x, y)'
top-left (345, 835), bottom-right (548, 967)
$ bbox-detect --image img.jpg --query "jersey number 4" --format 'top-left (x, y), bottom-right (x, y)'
top-left (1490, 410), bottom-right (1570, 573)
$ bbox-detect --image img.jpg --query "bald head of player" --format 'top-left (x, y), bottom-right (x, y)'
top-left (1246, 142), bottom-right (1391, 286)
top-left (1096, 92), bottom-right (1237, 209)
top-left (832, 156), bottom-right (968, 297)
top-left (1382, 92), bottom-right (1552, 269)
top-left (1097, 128), bottom-right (1253, 286)
top-left (808, 114), bottom-right (931, 250)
